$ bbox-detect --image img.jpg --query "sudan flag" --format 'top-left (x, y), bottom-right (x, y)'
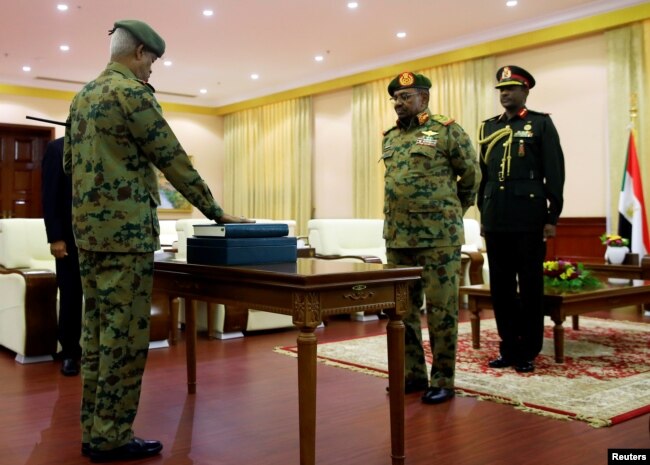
top-left (617, 130), bottom-right (650, 256)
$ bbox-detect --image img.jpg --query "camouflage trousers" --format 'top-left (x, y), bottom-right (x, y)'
top-left (78, 249), bottom-right (154, 451)
top-left (387, 246), bottom-right (461, 388)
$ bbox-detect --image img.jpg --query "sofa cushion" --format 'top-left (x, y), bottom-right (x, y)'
top-left (0, 219), bottom-right (53, 270)
top-left (307, 219), bottom-right (386, 263)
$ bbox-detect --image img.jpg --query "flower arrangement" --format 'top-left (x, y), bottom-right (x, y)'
top-left (600, 233), bottom-right (629, 247)
top-left (543, 260), bottom-right (601, 291)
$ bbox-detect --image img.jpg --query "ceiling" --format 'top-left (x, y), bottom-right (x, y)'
top-left (0, 0), bottom-right (645, 108)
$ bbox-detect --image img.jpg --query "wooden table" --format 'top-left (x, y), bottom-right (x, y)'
top-left (153, 254), bottom-right (422, 465)
top-left (460, 277), bottom-right (650, 363)
top-left (584, 260), bottom-right (650, 312)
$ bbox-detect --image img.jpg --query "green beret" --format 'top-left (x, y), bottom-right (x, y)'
top-left (110, 20), bottom-right (166, 58)
top-left (387, 72), bottom-right (431, 96)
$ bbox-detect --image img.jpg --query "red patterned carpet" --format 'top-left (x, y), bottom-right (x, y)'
top-left (275, 317), bottom-right (650, 427)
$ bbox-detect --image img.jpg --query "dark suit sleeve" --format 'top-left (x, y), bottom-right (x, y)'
top-left (448, 123), bottom-right (481, 213)
top-left (541, 117), bottom-right (565, 225)
top-left (41, 138), bottom-right (66, 244)
top-left (476, 122), bottom-right (488, 213)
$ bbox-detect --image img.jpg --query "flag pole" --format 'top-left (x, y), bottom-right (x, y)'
top-left (629, 93), bottom-right (637, 133)
top-left (619, 92), bottom-right (650, 259)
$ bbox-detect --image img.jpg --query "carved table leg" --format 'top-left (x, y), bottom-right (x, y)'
top-left (186, 298), bottom-right (197, 394)
top-left (386, 316), bottom-right (405, 465)
top-left (293, 291), bottom-right (321, 465)
top-left (169, 297), bottom-right (179, 345)
top-left (383, 281), bottom-right (408, 465)
top-left (297, 327), bottom-right (317, 465)
top-left (469, 297), bottom-right (481, 349)
top-left (572, 315), bottom-right (579, 330)
top-left (552, 317), bottom-right (565, 363)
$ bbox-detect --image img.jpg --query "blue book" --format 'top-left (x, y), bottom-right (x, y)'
top-left (193, 222), bottom-right (289, 238)
top-left (187, 236), bottom-right (297, 265)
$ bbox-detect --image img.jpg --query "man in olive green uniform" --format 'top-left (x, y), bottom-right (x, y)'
top-left (64, 20), bottom-right (249, 462)
top-left (382, 72), bottom-right (480, 404)
top-left (477, 66), bottom-right (565, 373)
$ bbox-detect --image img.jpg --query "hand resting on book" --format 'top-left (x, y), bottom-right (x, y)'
top-left (217, 213), bottom-right (256, 224)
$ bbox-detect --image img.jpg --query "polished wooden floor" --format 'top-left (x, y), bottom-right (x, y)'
top-left (1, 308), bottom-right (648, 465)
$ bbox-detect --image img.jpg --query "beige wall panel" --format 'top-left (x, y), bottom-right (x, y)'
top-left (497, 34), bottom-right (608, 217)
top-left (313, 88), bottom-right (354, 219)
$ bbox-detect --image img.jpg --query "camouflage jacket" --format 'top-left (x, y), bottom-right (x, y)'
top-left (381, 109), bottom-right (480, 248)
top-left (63, 62), bottom-right (223, 252)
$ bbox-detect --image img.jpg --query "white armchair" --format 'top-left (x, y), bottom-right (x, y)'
top-left (306, 218), bottom-right (487, 310)
top-left (307, 219), bottom-right (386, 264)
top-left (0, 219), bottom-right (58, 363)
top-left (0, 218), bottom-right (172, 363)
top-left (307, 219), bottom-right (386, 321)
top-left (460, 218), bottom-right (488, 285)
top-left (158, 219), bottom-right (178, 248)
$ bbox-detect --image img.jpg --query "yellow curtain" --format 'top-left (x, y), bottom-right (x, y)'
top-left (351, 57), bottom-right (495, 219)
top-left (605, 23), bottom-right (649, 235)
top-left (223, 97), bottom-right (312, 235)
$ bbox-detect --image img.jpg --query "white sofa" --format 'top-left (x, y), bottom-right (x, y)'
top-left (173, 218), bottom-right (296, 339)
top-left (0, 219), bottom-right (58, 362)
top-left (307, 218), bottom-right (390, 321)
top-left (460, 218), bottom-right (489, 285)
top-left (0, 218), bottom-right (171, 363)
top-left (158, 219), bottom-right (179, 248)
top-left (307, 219), bottom-right (387, 263)
top-left (307, 217), bottom-right (487, 287)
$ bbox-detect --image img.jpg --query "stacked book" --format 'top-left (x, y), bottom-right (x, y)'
top-left (187, 223), bottom-right (297, 266)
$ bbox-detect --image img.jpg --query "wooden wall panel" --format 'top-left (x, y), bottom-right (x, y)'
top-left (544, 217), bottom-right (606, 263)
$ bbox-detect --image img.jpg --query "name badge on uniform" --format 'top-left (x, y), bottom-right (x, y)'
top-left (416, 130), bottom-right (438, 147)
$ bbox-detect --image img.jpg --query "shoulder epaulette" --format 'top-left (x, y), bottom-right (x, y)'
top-left (383, 125), bottom-right (398, 136)
top-left (432, 114), bottom-right (455, 126)
top-left (526, 109), bottom-right (549, 116)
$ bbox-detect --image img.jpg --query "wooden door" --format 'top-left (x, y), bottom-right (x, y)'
top-left (0, 124), bottom-right (54, 218)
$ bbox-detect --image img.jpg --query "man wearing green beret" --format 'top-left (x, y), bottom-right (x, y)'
top-left (382, 71), bottom-right (481, 404)
top-left (64, 19), bottom-right (250, 462)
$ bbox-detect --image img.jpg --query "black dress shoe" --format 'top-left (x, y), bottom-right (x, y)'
top-left (385, 379), bottom-right (428, 394)
top-left (61, 358), bottom-right (79, 376)
top-left (421, 387), bottom-right (455, 404)
top-left (82, 443), bottom-right (90, 456)
top-left (515, 361), bottom-right (535, 373)
top-left (89, 438), bottom-right (163, 463)
top-left (488, 356), bottom-right (513, 369)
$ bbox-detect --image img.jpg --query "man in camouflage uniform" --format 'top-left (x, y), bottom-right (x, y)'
top-left (477, 66), bottom-right (565, 373)
top-left (382, 72), bottom-right (480, 404)
top-left (64, 20), bottom-right (249, 462)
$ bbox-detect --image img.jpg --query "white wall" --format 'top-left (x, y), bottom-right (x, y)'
top-left (159, 112), bottom-right (224, 220)
top-left (310, 33), bottom-right (609, 219)
top-left (1, 32), bottom-right (611, 222)
top-left (497, 34), bottom-right (608, 217)
top-left (0, 94), bottom-right (224, 220)
top-left (313, 88), bottom-right (354, 219)
top-left (0, 94), bottom-right (70, 138)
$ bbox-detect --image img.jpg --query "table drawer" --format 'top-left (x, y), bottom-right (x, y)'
top-left (319, 284), bottom-right (396, 311)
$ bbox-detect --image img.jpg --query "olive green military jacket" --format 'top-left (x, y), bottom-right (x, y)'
top-left (381, 110), bottom-right (481, 248)
top-left (64, 62), bottom-right (223, 253)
